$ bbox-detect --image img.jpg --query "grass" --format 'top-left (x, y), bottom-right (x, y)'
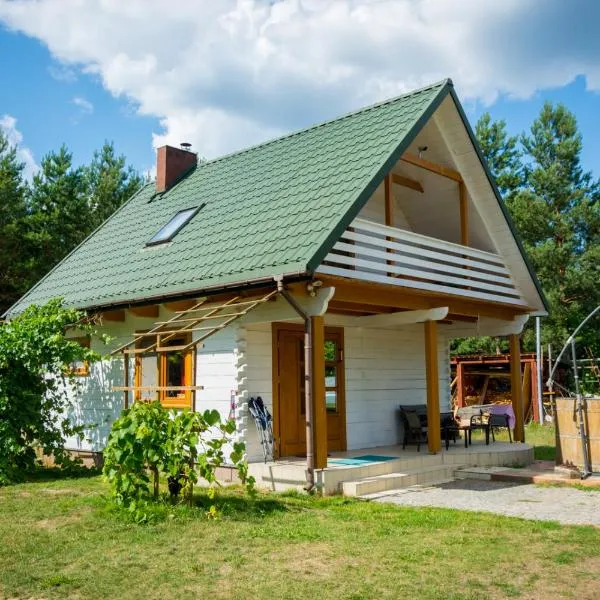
top-left (1, 475), bottom-right (600, 599)
top-left (472, 422), bottom-right (557, 461)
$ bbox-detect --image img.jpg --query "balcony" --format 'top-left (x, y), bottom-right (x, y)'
top-left (317, 218), bottom-right (524, 306)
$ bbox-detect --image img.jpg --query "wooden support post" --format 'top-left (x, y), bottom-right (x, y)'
top-left (424, 320), bottom-right (441, 454)
top-left (459, 181), bottom-right (469, 246)
top-left (384, 172), bottom-right (394, 226)
top-left (311, 315), bottom-right (328, 470)
top-left (384, 173), bottom-right (394, 277)
top-left (509, 334), bottom-right (525, 442)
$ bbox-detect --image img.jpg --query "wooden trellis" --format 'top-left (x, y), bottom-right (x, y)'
top-left (111, 289), bottom-right (277, 407)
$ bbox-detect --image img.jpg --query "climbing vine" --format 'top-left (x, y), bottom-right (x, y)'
top-left (103, 401), bottom-right (253, 520)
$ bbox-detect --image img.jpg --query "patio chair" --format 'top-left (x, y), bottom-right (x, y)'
top-left (400, 408), bottom-right (427, 452)
top-left (486, 412), bottom-right (513, 443)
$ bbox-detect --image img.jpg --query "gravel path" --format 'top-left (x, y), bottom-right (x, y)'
top-left (373, 479), bottom-right (600, 525)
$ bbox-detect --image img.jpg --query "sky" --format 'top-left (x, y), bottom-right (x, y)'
top-left (1, 0), bottom-right (599, 180)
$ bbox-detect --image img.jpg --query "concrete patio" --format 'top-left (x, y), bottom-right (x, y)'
top-left (248, 441), bottom-right (534, 496)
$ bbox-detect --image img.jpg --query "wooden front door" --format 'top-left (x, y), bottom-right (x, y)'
top-left (274, 323), bottom-right (346, 457)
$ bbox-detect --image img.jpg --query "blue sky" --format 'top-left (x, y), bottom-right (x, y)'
top-left (1, 0), bottom-right (599, 179)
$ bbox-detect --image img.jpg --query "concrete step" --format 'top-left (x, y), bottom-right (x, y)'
top-left (342, 464), bottom-right (463, 497)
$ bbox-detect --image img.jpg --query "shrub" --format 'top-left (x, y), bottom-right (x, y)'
top-left (102, 401), bottom-right (253, 520)
top-left (0, 299), bottom-right (98, 483)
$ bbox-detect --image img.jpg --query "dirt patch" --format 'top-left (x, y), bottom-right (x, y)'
top-left (38, 487), bottom-right (84, 496)
top-left (268, 542), bottom-right (342, 578)
top-left (36, 508), bottom-right (91, 531)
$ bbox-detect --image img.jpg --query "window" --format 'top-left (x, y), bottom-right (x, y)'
top-left (325, 340), bottom-right (339, 412)
top-left (69, 337), bottom-right (90, 376)
top-left (159, 335), bottom-right (193, 409)
top-left (134, 331), bottom-right (193, 409)
top-left (146, 206), bottom-right (201, 246)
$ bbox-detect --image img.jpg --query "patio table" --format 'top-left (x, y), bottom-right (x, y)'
top-left (469, 404), bottom-right (515, 429)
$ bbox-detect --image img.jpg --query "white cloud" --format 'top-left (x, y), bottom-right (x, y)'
top-left (0, 0), bottom-right (598, 159)
top-left (71, 96), bottom-right (94, 122)
top-left (0, 114), bottom-right (39, 180)
top-left (48, 62), bottom-right (77, 83)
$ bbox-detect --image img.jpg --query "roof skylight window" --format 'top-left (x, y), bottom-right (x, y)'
top-left (146, 206), bottom-right (202, 246)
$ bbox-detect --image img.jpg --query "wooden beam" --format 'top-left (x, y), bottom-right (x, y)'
top-left (384, 172), bottom-right (394, 277)
top-left (328, 300), bottom-right (397, 315)
top-left (384, 172), bottom-right (394, 226)
top-left (509, 334), bottom-right (525, 442)
top-left (123, 352), bottom-right (130, 409)
top-left (103, 309), bottom-right (126, 322)
top-left (401, 153), bottom-right (463, 183)
top-left (315, 275), bottom-right (529, 321)
top-left (311, 315), bottom-right (328, 470)
top-left (459, 181), bottom-right (469, 246)
top-left (392, 173), bottom-right (424, 193)
top-left (424, 320), bottom-right (441, 454)
top-left (164, 299), bottom-right (198, 312)
top-left (129, 305), bottom-right (159, 318)
top-left (446, 313), bottom-right (478, 323)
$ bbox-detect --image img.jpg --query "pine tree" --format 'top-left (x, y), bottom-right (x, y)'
top-left (475, 112), bottom-right (521, 199)
top-left (85, 141), bottom-right (144, 229)
top-left (511, 103), bottom-right (600, 353)
top-left (25, 145), bottom-right (91, 284)
top-left (0, 130), bottom-right (28, 313)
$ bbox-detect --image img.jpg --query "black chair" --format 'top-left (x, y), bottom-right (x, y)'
top-left (400, 409), bottom-right (427, 452)
top-left (440, 412), bottom-right (457, 448)
top-left (487, 413), bottom-right (513, 443)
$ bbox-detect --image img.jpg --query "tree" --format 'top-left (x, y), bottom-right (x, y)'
top-left (475, 112), bottom-right (522, 199)
top-left (85, 141), bottom-right (144, 229)
top-left (25, 146), bottom-right (91, 285)
top-left (0, 131), bottom-right (28, 313)
top-left (0, 299), bottom-right (98, 483)
top-left (510, 103), bottom-right (600, 353)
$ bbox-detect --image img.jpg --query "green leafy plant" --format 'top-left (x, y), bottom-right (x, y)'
top-left (102, 401), bottom-right (253, 521)
top-left (0, 299), bottom-right (99, 483)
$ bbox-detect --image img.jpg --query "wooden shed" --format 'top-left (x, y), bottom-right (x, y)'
top-left (451, 353), bottom-right (542, 422)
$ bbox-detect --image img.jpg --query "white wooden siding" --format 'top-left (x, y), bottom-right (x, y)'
top-left (343, 324), bottom-right (450, 450)
top-left (358, 180), bottom-right (412, 230)
top-left (238, 323), bottom-right (274, 462)
top-left (63, 312), bottom-right (451, 459)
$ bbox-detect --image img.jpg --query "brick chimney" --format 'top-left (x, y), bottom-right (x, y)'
top-left (156, 144), bottom-right (197, 193)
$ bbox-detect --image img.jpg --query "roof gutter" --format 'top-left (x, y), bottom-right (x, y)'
top-left (12, 270), bottom-right (311, 319)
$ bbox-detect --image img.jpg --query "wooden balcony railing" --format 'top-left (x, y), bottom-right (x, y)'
top-left (317, 218), bottom-right (524, 306)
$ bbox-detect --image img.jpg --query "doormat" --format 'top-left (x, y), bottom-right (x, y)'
top-left (328, 455), bottom-right (397, 466)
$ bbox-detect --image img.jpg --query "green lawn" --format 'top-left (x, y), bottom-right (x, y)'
top-left (472, 422), bottom-right (557, 461)
top-left (1, 475), bottom-right (599, 600)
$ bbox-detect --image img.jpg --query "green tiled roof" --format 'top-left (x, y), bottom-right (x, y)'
top-left (8, 80), bottom-right (451, 315)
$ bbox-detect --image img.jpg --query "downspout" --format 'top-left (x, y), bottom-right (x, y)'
top-left (276, 278), bottom-right (316, 492)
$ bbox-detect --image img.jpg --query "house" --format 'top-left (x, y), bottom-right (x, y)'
top-left (8, 79), bottom-right (547, 494)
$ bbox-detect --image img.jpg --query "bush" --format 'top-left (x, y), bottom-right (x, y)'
top-left (0, 299), bottom-right (98, 484)
top-left (102, 401), bottom-right (253, 520)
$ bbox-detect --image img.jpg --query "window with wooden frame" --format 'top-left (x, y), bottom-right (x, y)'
top-left (133, 331), bottom-right (193, 409)
top-left (69, 336), bottom-right (90, 376)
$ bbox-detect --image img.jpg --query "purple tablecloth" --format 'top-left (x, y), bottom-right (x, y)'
top-left (470, 404), bottom-right (515, 429)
